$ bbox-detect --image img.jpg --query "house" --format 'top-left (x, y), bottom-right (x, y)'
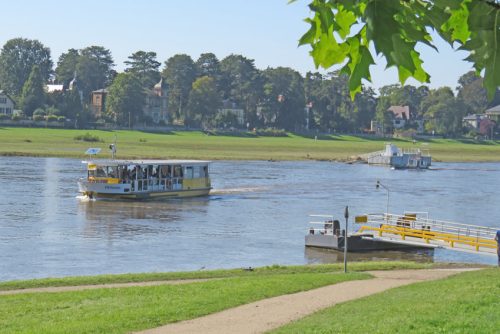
top-left (463, 114), bottom-right (487, 130)
top-left (143, 78), bottom-right (169, 124)
top-left (217, 100), bottom-right (244, 126)
top-left (90, 89), bottom-right (108, 118)
top-left (388, 105), bottom-right (410, 129)
top-left (0, 90), bottom-right (15, 116)
top-left (485, 104), bottom-right (500, 123)
top-left (45, 84), bottom-right (64, 93)
top-left (90, 79), bottom-right (169, 124)
top-left (479, 118), bottom-right (495, 137)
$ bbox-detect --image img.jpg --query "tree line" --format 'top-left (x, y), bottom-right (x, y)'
top-left (0, 37), bottom-right (499, 136)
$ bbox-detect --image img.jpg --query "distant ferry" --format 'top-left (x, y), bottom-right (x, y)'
top-left (78, 159), bottom-right (211, 200)
top-left (366, 143), bottom-right (431, 169)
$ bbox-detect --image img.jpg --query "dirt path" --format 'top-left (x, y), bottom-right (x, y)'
top-left (0, 278), bottom-right (214, 296)
top-left (136, 268), bottom-right (478, 334)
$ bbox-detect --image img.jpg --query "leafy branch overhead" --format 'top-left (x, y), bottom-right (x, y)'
top-left (293, 0), bottom-right (500, 99)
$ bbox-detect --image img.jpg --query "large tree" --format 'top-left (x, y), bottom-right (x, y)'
top-left (162, 54), bottom-right (197, 121)
top-left (55, 46), bottom-right (115, 99)
top-left (219, 54), bottom-right (263, 126)
top-left (0, 38), bottom-right (53, 98)
top-left (55, 48), bottom-right (79, 87)
top-left (456, 71), bottom-right (500, 113)
top-left (196, 53), bottom-right (221, 78)
top-left (19, 65), bottom-right (45, 116)
top-left (105, 73), bottom-right (144, 126)
top-left (79, 46), bottom-right (115, 92)
top-left (187, 76), bottom-right (221, 127)
top-left (260, 67), bottom-right (305, 130)
top-left (124, 51), bottom-right (161, 88)
top-left (421, 87), bottom-right (468, 136)
top-left (294, 0), bottom-right (500, 99)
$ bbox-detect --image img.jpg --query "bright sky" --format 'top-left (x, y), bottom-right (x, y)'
top-left (0, 0), bottom-right (473, 92)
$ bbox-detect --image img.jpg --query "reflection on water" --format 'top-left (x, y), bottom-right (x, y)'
top-left (0, 157), bottom-right (499, 281)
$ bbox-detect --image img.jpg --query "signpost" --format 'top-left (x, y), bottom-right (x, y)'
top-left (344, 205), bottom-right (349, 273)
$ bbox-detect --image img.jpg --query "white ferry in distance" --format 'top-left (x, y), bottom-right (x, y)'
top-left (78, 149), bottom-right (211, 199)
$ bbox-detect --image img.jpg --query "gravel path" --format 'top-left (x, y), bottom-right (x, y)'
top-left (136, 268), bottom-right (478, 334)
top-left (0, 278), bottom-right (214, 295)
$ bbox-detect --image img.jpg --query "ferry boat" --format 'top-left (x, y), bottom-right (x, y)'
top-left (365, 143), bottom-right (431, 169)
top-left (78, 158), bottom-right (211, 200)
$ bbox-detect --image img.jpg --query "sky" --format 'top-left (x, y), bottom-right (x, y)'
top-left (0, 0), bottom-right (474, 92)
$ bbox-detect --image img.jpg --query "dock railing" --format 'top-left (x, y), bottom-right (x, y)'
top-left (356, 213), bottom-right (498, 252)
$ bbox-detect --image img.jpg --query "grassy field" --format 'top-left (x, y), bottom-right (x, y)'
top-left (272, 268), bottom-right (500, 334)
top-left (0, 272), bottom-right (369, 334)
top-left (0, 261), bottom-right (431, 291)
top-left (1, 127), bottom-right (500, 161)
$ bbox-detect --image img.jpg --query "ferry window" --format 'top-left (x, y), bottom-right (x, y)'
top-left (174, 165), bottom-right (183, 177)
top-left (96, 167), bottom-right (107, 177)
top-left (203, 166), bottom-right (208, 177)
top-left (107, 166), bottom-right (118, 178)
top-left (193, 166), bottom-right (201, 178)
top-left (184, 166), bottom-right (194, 179)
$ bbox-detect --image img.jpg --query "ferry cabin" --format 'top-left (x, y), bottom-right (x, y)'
top-left (78, 160), bottom-right (211, 199)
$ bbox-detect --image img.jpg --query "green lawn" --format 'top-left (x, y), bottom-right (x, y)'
top-left (0, 272), bottom-right (369, 334)
top-left (0, 261), bottom-right (430, 291)
top-left (1, 127), bottom-right (500, 161)
top-left (272, 268), bottom-right (500, 334)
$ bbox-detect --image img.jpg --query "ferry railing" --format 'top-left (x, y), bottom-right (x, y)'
top-left (308, 215), bottom-right (344, 236)
top-left (357, 213), bottom-right (497, 252)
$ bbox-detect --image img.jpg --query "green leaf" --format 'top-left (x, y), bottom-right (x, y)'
top-left (347, 40), bottom-right (374, 100)
top-left (335, 5), bottom-right (357, 39)
top-left (441, 1), bottom-right (471, 43)
top-left (298, 19), bottom-right (317, 46)
top-left (311, 31), bottom-right (349, 68)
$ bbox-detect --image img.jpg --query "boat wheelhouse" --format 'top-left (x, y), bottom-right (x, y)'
top-left (78, 159), bottom-right (211, 199)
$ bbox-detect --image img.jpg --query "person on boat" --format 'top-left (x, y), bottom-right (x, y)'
top-left (495, 230), bottom-right (500, 266)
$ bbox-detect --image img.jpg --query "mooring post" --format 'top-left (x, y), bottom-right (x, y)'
top-left (344, 205), bottom-right (349, 273)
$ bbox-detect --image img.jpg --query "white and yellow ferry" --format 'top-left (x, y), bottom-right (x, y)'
top-left (78, 159), bottom-right (211, 200)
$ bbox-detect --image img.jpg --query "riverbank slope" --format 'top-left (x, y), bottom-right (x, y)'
top-left (1, 127), bottom-right (500, 161)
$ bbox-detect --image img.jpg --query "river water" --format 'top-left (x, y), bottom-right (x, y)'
top-left (0, 157), bottom-right (498, 281)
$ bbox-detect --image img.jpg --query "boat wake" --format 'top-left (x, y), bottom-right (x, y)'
top-left (75, 195), bottom-right (95, 202)
top-left (210, 186), bottom-right (268, 194)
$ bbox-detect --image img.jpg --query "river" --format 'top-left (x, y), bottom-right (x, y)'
top-left (0, 157), bottom-right (498, 281)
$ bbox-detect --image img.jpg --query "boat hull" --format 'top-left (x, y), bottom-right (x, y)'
top-left (78, 180), bottom-right (210, 200)
top-left (305, 234), bottom-right (435, 252)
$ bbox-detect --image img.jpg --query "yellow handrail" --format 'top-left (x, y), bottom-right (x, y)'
top-left (358, 225), bottom-right (497, 252)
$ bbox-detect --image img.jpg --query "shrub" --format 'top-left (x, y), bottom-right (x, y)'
top-left (255, 128), bottom-right (288, 137)
top-left (33, 108), bottom-right (46, 116)
top-left (73, 132), bottom-right (103, 142)
top-left (11, 114), bottom-right (21, 121)
top-left (57, 116), bottom-right (66, 122)
top-left (46, 106), bottom-right (61, 116)
top-left (47, 115), bottom-right (59, 122)
top-left (33, 114), bottom-right (45, 121)
top-left (0, 114), bottom-right (9, 120)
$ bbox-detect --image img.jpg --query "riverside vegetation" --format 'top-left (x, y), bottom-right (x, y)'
top-left (1, 127), bottom-right (500, 162)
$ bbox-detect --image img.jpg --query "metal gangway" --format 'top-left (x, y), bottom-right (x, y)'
top-left (354, 213), bottom-right (498, 255)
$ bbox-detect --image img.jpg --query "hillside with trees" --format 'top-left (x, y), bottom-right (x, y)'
top-left (0, 36), bottom-right (499, 138)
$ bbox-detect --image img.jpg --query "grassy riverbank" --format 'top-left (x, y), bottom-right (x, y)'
top-left (0, 261), bottom-right (429, 291)
top-left (1, 127), bottom-right (500, 161)
top-left (273, 268), bottom-right (500, 333)
top-left (0, 262), bottom-right (490, 333)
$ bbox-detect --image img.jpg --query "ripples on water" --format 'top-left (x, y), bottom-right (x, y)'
top-left (0, 157), bottom-right (498, 281)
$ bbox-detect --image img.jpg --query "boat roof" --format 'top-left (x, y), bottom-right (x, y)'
top-left (83, 159), bottom-right (211, 166)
